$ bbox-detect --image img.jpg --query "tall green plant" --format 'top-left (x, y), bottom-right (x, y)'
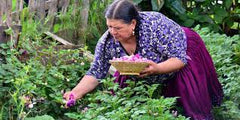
top-left (85, 0), bottom-right (113, 53)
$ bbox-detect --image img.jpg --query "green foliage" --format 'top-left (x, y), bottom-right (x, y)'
top-left (134, 0), bottom-right (240, 36)
top-left (0, 42), bottom-right (90, 119)
top-left (1, 0), bottom-right (240, 119)
top-left (0, 41), bottom-right (188, 119)
top-left (133, 0), bottom-right (164, 11)
top-left (85, 0), bottom-right (113, 53)
top-left (12, 0), bottom-right (17, 11)
top-left (65, 79), bottom-right (188, 120)
top-left (194, 25), bottom-right (240, 120)
top-left (25, 115), bottom-right (55, 120)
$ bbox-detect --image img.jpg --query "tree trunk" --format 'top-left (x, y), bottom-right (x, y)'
top-left (0, 0), bottom-right (5, 25)
top-left (6, 0), bottom-right (12, 27)
top-left (61, 0), bottom-right (70, 14)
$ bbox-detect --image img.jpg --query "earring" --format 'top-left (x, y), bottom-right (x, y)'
top-left (132, 28), bottom-right (135, 36)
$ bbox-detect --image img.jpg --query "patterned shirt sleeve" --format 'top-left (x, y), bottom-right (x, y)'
top-left (152, 12), bottom-right (187, 64)
top-left (86, 31), bottom-right (112, 80)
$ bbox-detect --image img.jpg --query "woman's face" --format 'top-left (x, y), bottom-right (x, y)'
top-left (106, 19), bottom-right (136, 42)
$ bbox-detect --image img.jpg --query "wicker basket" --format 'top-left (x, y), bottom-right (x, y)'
top-left (109, 60), bottom-right (149, 75)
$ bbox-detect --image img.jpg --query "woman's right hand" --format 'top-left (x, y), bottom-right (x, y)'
top-left (63, 91), bottom-right (71, 101)
top-left (63, 91), bottom-right (77, 108)
top-left (62, 75), bottom-right (99, 108)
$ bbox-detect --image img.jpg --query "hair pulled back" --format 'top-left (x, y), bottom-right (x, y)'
top-left (105, 0), bottom-right (140, 24)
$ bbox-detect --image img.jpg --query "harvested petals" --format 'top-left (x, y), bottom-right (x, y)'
top-left (112, 54), bottom-right (149, 62)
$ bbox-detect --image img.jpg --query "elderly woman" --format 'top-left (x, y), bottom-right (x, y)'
top-left (64, 0), bottom-right (223, 119)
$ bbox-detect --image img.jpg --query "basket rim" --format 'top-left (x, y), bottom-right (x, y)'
top-left (109, 60), bottom-right (149, 75)
top-left (109, 60), bottom-right (149, 64)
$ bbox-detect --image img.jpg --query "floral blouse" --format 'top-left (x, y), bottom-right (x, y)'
top-left (86, 12), bottom-right (187, 84)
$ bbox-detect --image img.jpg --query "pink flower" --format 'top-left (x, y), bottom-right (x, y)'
top-left (67, 93), bottom-right (76, 107)
top-left (111, 54), bottom-right (149, 62)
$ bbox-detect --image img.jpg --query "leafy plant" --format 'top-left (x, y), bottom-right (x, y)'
top-left (25, 115), bottom-right (55, 120)
top-left (85, 0), bottom-right (113, 53)
top-left (65, 78), bottom-right (188, 120)
top-left (134, 0), bottom-right (240, 36)
top-left (194, 25), bottom-right (240, 120)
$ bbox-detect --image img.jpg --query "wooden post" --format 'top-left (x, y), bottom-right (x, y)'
top-left (73, 0), bottom-right (79, 15)
top-left (80, 0), bottom-right (89, 31)
top-left (78, 0), bottom-right (89, 45)
top-left (0, 0), bottom-right (22, 47)
top-left (0, 25), bottom-right (22, 47)
top-left (6, 0), bottom-right (12, 27)
top-left (28, 0), bottom-right (36, 14)
top-left (0, 0), bottom-right (4, 25)
top-left (36, 0), bottom-right (46, 23)
top-left (0, 26), bottom-right (10, 44)
top-left (15, 0), bottom-right (24, 24)
top-left (60, 0), bottom-right (70, 14)
top-left (47, 0), bottom-right (58, 30)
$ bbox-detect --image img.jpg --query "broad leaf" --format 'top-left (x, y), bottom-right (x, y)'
top-left (25, 115), bottom-right (55, 120)
top-left (195, 15), bottom-right (213, 23)
top-left (151, 0), bottom-right (164, 11)
top-left (170, 0), bottom-right (186, 15)
top-left (133, 0), bottom-right (143, 4)
top-left (195, 0), bottom-right (206, 2)
top-left (224, 0), bottom-right (233, 9)
top-left (183, 19), bottom-right (195, 27)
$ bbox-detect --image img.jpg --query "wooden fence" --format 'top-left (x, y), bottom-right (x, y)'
top-left (0, 0), bottom-right (89, 47)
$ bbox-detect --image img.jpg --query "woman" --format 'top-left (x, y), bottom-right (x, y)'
top-left (64, 0), bottom-right (223, 119)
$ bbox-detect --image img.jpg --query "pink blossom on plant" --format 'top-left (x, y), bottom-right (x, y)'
top-left (66, 93), bottom-right (76, 107)
top-left (81, 107), bottom-right (89, 113)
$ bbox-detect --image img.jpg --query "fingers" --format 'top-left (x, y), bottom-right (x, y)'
top-left (63, 92), bottom-right (71, 108)
top-left (63, 92), bottom-right (70, 100)
top-left (139, 72), bottom-right (147, 77)
top-left (139, 67), bottom-right (151, 77)
top-left (139, 61), bottom-right (157, 77)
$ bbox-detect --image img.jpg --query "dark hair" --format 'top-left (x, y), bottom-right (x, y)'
top-left (105, 0), bottom-right (140, 24)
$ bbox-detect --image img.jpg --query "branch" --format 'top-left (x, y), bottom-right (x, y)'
top-left (44, 31), bottom-right (74, 45)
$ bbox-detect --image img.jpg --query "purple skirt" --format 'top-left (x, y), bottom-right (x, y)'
top-left (163, 27), bottom-right (223, 119)
top-left (113, 27), bottom-right (223, 120)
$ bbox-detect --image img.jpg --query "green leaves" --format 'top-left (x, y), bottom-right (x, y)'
top-left (65, 79), bottom-right (186, 120)
top-left (165, 0), bottom-right (186, 15)
top-left (133, 0), bottom-right (164, 11)
top-left (214, 7), bottom-right (229, 23)
top-left (151, 0), bottom-right (164, 11)
top-left (224, 1), bottom-right (233, 9)
top-left (25, 115), bottom-right (55, 120)
top-left (195, 26), bottom-right (240, 120)
top-left (133, 0), bottom-right (143, 5)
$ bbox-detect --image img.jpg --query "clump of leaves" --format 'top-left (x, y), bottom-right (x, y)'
top-left (65, 78), bottom-right (188, 120)
top-left (194, 25), bottom-right (240, 120)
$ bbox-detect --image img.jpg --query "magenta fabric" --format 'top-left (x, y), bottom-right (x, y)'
top-left (113, 71), bottom-right (128, 88)
top-left (163, 27), bottom-right (223, 120)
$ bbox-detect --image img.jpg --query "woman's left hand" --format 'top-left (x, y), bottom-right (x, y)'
top-left (139, 61), bottom-right (160, 77)
top-left (139, 58), bottom-right (185, 77)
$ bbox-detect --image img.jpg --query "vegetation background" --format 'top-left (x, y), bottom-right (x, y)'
top-left (0, 0), bottom-right (239, 120)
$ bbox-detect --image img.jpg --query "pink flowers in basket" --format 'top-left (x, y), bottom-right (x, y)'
top-left (112, 54), bottom-right (149, 62)
top-left (110, 54), bottom-right (150, 75)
